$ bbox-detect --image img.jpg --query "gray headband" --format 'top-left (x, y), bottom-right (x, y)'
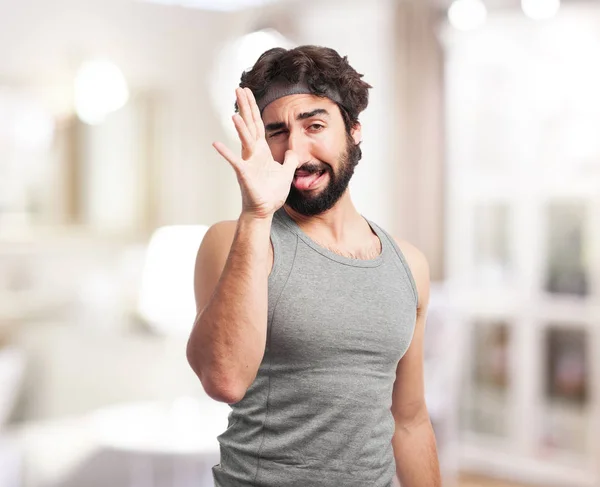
top-left (256, 80), bottom-right (344, 113)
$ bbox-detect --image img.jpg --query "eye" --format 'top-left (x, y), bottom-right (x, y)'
top-left (308, 123), bottom-right (324, 131)
top-left (268, 131), bottom-right (286, 139)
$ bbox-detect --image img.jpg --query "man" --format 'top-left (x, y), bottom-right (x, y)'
top-left (186, 45), bottom-right (440, 487)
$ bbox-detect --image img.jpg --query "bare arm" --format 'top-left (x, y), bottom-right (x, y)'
top-left (186, 87), bottom-right (299, 404)
top-left (186, 215), bottom-right (272, 404)
top-left (391, 240), bottom-right (441, 487)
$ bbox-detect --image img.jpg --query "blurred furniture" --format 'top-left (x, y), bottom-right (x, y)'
top-left (0, 346), bottom-right (26, 426)
top-left (85, 397), bottom-right (227, 487)
top-left (5, 395), bottom-right (229, 487)
top-left (0, 346), bottom-right (26, 487)
top-left (0, 436), bottom-right (22, 487)
top-left (0, 234), bottom-right (152, 422)
top-left (424, 284), bottom-right (460, 487)
top-left (441, 5), bottom-right (600, 487)
top-left (137, 225), bottom-right (209, 337)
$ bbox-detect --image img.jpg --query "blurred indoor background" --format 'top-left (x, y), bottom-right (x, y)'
top-left (0, 0), bottom-right (598, 486)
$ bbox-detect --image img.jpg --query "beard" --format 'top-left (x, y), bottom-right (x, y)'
top-left (285, 136), bottom-right (361, 216)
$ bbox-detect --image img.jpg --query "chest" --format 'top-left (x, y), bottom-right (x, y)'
top-left (267, 261), bottom-right (416, 371)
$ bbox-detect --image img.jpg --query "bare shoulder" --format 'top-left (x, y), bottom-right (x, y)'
top-left (196, 219), bottom-right (238, 269)
top-left (392, 237), bottom-right (430, 310)
top-left (194, 220), bottom-right (238, 313)
top-left (194, 219), bottom-right (275, 313)
top-left (203, 220), bottom-right (238, 245)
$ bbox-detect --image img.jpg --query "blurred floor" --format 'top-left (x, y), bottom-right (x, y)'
top-left (459, 474), bottom-right (537, 487)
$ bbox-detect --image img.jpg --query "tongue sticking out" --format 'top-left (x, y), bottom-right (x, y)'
top-left (293, 171), bottom-right (323, 190)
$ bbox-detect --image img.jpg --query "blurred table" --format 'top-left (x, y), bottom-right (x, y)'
top-left (0, 435), bottom-right (22, 487)
top-left (87, 397), bottom-right (227, 487)
top-left (6, 396), bottom-right (230, 487)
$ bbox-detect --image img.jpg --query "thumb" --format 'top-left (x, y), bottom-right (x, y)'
top-left (282, 150), bottom-right (302, 176)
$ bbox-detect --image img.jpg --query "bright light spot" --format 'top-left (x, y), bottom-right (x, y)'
top-left (448, 0), bottom-right (487, 31)
top-left (236, 30), bottom-right (289, 68)
top-left (212, 29), bottom-right (294, 139)
top-left (74, 60), bottom-right (129, 125)
top-left (137, 225), bottom-right (209, 336)
top-left (521, 0), bottom-right (560, 21)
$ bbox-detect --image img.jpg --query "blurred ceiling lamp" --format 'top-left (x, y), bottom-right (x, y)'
top-left (137, 225), bottom-right (209, 336)
top-left (136, 0), bottom-right (281, 11)
top-left (212, 28), bottom-right (294, 139)
top-left (74, 59), bottom-right (129, 125)
top-left (521, 0), bottom-right (560, 20)
top-left (448, 0), bottom-right (487, 31)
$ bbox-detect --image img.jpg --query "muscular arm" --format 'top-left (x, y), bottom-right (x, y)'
top-left (186, 213), bottom-right (273, 404)
top-left (391, 240), bottom-right (441, 487)
top-left (186, 86), bottom-right (301, 404)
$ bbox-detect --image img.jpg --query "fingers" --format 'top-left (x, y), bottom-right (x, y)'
top-left (282, 150), bottom-right (302, 177)
top-left (232, 114), bottom-right (253, 152)
top-left (245, 88), bottom-right (265, 139)
top-left (212, 141), bottom-right (241, 173)
top-left (236, 88), bottom-right (257, 140)
top-left (233, 88), bottom-right (266, 157)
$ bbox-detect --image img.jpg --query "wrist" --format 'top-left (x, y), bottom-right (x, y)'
top-left (238, 211), bottom-right (274, 227)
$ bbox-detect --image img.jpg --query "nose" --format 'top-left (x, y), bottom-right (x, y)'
top-left (287, 130), bottom-right (311, 164)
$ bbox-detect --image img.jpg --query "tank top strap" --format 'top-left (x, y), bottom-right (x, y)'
top-left (366, 219), bottom-right (419, 307)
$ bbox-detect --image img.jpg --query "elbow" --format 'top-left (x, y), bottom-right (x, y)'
top-left (186, 334), bottom-right (202, 380)
top-left (393, 401), bottom-right (431, 433)
top-left (186, 339), bottom-right (245, 405)
top-left (199, 368), bottom-right (246, 404)
top-left (203, 379), bottom-right (245, 405)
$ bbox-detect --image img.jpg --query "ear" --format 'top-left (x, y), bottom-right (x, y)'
top-left (350, 122), bottom-right (362, 145)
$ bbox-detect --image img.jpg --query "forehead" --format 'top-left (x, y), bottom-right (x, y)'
top-left (261, 94), bottom-right (340, 124)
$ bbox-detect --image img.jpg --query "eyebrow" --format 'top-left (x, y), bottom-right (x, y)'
top-left (264, 108), bottom-right (330, 132)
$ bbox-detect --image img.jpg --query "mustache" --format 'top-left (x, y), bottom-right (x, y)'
top-left (296, 161), bottom-right (330, 173)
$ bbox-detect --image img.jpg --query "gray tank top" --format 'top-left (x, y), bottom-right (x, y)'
top-left (212, 207), bottom-right (418, 487)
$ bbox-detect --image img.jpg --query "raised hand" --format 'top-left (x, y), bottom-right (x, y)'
top-left (213, 87), bottom-right (301, 220)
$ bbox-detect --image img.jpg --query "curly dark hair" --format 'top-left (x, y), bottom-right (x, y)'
top-left (236, 45), bottom-right (372, 134)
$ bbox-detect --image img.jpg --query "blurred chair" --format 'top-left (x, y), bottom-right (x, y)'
top-left (80, 396), bottom-right (229, 487)
top-left (0, 436), bottom-right (22, 487)
top-left (137, 225), bottom-right (209, 337)
top-left (424, 283), bottom-right (460, 487)
top-left (0, 346), bottom-right (26, 427)
top-left (0, 345), bottom-right (26, 487)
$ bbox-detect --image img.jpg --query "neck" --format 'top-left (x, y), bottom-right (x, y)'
top-left (283, 191), bottom-right (368, 245)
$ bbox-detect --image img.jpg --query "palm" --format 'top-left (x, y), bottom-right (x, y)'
top-left (212, 88), bottom-right (299, 219)
top-left (239, 139), bottom-right (294, 212)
